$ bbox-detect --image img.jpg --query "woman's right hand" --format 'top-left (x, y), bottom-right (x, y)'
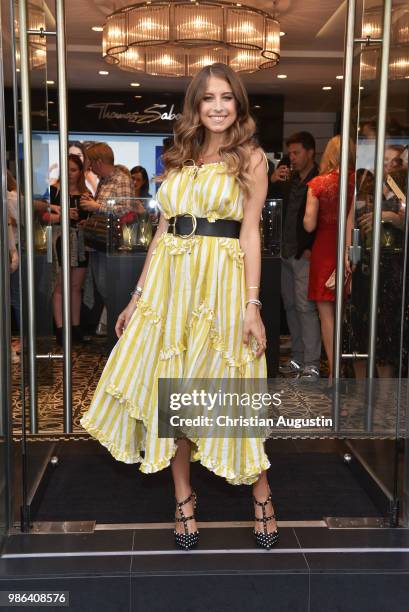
top-left (115, 296), bottom-right (139, 338)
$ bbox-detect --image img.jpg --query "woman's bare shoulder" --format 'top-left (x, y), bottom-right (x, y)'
top-left (249, 146), bottom-right (268, 173)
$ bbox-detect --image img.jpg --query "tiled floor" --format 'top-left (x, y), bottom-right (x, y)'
top-left (2, 526), bottom-right (409, 612)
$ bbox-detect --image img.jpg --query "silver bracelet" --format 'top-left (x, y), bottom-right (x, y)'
top-left (246, 299), bottom-right (262, 309)
top-left (130, 285), bottom-right (143, 298)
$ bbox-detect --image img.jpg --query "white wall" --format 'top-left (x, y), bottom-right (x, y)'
top-left (283, 111), bottom-right (338, 159)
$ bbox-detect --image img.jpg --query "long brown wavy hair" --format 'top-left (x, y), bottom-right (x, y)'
top-left (54, 154), bottom-right (88, 195)
top-left (162, 63), bottom-right (258, 194)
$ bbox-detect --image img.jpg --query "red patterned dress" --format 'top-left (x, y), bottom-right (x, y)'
top-left (307, 170), bottom-right (354, 302)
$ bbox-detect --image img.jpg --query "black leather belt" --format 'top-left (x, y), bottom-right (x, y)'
top-left (167, 213), bottom-right (241, 239)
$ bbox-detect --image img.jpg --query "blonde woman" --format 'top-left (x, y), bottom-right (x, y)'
top-left (81, 63), bottom-right (278, 550)
top-left (303, 135), bottom-right (355, 379)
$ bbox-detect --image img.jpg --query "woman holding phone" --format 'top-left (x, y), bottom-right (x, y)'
top-left (43, 154), bottom-right (90, 345)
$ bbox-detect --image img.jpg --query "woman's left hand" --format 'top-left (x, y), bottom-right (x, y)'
top-left (243, 304), bottom-right (267, 358)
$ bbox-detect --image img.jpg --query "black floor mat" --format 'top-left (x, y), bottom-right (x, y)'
top-left (32, 441), bottom-right (382, 523)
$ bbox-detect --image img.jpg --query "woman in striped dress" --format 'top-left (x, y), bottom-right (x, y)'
top-left (80, 63), bottom-right (279, 550)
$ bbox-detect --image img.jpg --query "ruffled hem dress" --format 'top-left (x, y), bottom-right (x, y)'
top-left (80, 161), bottom-right (270, 485)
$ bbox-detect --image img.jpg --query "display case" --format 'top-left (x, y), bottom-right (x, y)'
top-left (261, 198), bottom-right (282, 257)
top-left (86, 196), bottom-right (283, 256)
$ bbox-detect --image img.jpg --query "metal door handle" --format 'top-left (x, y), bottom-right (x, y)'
top-left (348, 228), bottom-right (361, 265)
top-left (46, 225), bottom-right (53, 263)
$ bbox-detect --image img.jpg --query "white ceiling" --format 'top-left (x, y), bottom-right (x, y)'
top-left (2, 0), bottom-right (408, 112)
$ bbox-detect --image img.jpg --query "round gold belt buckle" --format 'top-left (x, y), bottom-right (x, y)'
top-left (177, 213), bottom-right (197, 239)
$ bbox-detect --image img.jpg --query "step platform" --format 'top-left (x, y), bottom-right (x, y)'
top-left (2, 524), bottom-right (409, 611)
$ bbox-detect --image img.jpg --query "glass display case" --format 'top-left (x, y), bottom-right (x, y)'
top-left (80, 197), bottom-right (160, 254)
top-left (79, 196), bottom-right (282, 255)
top-left (261, 198), bottom-right (282, 256)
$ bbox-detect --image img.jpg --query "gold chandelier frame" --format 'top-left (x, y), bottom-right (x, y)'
top-left (102, 0), bottom-right (280, 77)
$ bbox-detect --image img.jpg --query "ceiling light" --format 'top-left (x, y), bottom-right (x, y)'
top-left (48, 100), bottom-right (55, 104)
top-left (361, 8), bottom-right (409, 80)
top-left (92, 26), bottom-right (104, 32)
top-left (362, 6), bottom-right (382, 39)
top-left (130, 82), bottom-right (141, 86)
top-left (280, 31), bottom-right (286, 37)
top-left (322, 86), bottom-right (332, 90)
top-left (361, 46), bottom-right (409, 80)
top-left (277, 74), bottom-right (287, 79)
top-left (336, 75), bottom-right (343, 79)
top-left (16, 68), bottom-right (20, 72)
top-left (134, 95), bottom-right (142, 98)
top-left (102, 1), bottom-right (281, 76)
top-left (99, 70), bottom-right (109, 75)
top-left (46, 80), bottom-right (55, 85)
top-left (360, 86), bottom-right (364, 90)
top-left (254, 105), bottom-right (261, 108)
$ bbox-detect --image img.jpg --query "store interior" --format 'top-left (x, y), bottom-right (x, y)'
top-left (1, 0), bottom-right (409, 537)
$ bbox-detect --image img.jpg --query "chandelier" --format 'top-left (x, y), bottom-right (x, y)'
top-left (14, 0), bottom-right (47, 70)
top-left (360, 6), bottom-right (409, 80)
top-left (102, 0), bottom-right (281, 77)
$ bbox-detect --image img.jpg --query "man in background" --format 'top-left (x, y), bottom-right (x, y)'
top-left (269, 132), bottom-right (321, 379)
top-left (80, 143), bottom-right (134, 313)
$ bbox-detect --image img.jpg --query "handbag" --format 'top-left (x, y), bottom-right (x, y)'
top-left (325, 269), bottom-right (352, 294)
top-left (325, 269), bottom-right (336, 290)
top-left (82, 211), bottom-right (122, 252)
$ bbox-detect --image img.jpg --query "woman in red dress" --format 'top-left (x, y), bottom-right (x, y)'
top-left (303, 136), bottom-right (354, 378)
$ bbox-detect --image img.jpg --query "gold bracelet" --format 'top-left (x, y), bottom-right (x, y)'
top-left (248, 286), bottom-right (259, 289)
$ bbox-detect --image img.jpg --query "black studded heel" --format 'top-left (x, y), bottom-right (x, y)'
top-left (174, 491), bottom-right (199, 550)
top-left (253, 490), bottom-right (279, 550)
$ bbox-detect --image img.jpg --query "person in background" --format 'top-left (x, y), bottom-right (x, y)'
top-left (7, 171), bottom-right (59, 360)
top-left (130, 165), bottom-right (152, 217)
top-left (360, 119), bottom-right (377, 140)
top-left (345, 147), bottom-right (407, 379)
top-left (80, 143), bottom-right (135, 310)
top-left (43, 154), bottom-right (90, 346)
top-left (383, 145), bottom-right (405, 176)
top-left (115, 164), bottom-right (132, 178)
top-left (7, 171), bottom-right (20, 363)
top-left (270, 131), bottom-right (321, 379)
top-left (130, 165), bottom-right (152, 198)
top-left (303, 136), bottom-right (355, 380)
top-left (69, 141), bottom-right (99, 195)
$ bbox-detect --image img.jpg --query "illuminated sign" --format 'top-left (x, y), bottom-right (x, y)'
top-left (86, 102), bottom-right (182, 125)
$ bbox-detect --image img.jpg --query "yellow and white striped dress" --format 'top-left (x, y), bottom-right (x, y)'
top-left (80, 162), bottom-right (270, 485)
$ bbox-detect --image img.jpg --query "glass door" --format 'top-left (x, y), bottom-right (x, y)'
top-left (10, 0), bottom-right (69, 531)
top-left (335, 0), bottom-right (409, 526)
top-left (0, 0), bottom-right (13, 549)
